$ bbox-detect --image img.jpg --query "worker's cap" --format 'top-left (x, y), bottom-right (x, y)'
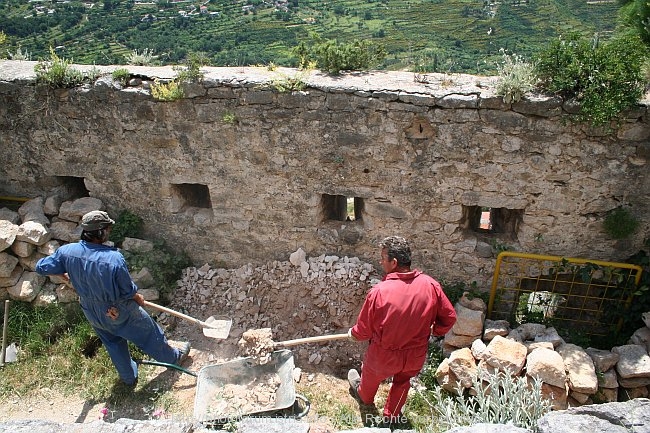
top-left (80, 210), bottom-right (115, 231)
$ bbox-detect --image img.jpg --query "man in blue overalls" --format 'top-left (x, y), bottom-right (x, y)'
top-left (36, 210), bottom-right (190, 386)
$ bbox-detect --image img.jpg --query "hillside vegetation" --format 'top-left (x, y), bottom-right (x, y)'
top-left (0, 0), bottom-right (620, 73)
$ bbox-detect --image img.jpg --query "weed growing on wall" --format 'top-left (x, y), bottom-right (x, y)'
top-left (267, 70), bottom-right (309, 92)
top-left (8, 46), bottom-right (31, 61)
top-left (174, 52), bottom-right (208, 83)
top-left (122, 240), bottom-right (192, 302)
top-left (221, 111), bottom-right (237, 124)
top-left (495, 49), bottom-right (537, 103)
top-left (112, 68), bottom-right (130, 86)
top-left (150, 53), bottom-right (208, 101)
top-left (34, 48), bottom-right (89, 88)
top-left (108, 209), bottom-right (144, 245)
top-left (293, 36), bottom-right (386, 75)
top-left (150, 79), bottom-right (184, 101)
top-left (126, 48), bottom-right (159, 66)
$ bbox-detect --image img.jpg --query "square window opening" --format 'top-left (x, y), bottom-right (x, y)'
top-left (462, 205), bottom-right (523, 237)
top-left (321, 194), bottom-right (364, 222)
top-left (171, 183), bottom-right (212, 210)
top-left (54, 176), bottom-right (90, 198)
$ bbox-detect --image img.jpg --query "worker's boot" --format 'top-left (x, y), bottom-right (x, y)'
top-left (175, 341), bottom-right (191, 365)
top-left (347, 368), bottom-right (362, 402)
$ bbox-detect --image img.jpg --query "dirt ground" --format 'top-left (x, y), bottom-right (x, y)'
top-left (0, 317), bottom-right (383, 431)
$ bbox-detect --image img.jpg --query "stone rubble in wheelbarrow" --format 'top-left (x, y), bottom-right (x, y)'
top-left (170, 248), bottom-right (380, 370)
top-left (237, 328), bottom-right (275, 364)
top-left (208, 372), bottom-right (281, 416)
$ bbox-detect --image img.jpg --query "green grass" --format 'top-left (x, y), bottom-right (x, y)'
top-left (0, 302), bottom-right (182, 417)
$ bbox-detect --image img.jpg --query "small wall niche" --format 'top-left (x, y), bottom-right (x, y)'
top-left (462, 205), bottom-right (523, 237)
top-left (55, 176), bottom-right (90, 198)
top-left (170, 183), bottom-right (212, 211)
top-left (321, 194), bottom-right (364, 222)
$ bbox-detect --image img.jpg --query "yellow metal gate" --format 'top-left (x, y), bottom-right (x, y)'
top-left (488, 252), bottom-right (644, 341)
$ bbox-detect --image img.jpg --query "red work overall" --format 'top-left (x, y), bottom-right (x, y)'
top-left (351, 270), bottom-right (457, 419)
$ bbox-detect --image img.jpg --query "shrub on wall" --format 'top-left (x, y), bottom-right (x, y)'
top-left (123, 240), bottom-right (192, 302)
top-left (108, 209), bottom-right (144, 245)
top-left (293, 36), bottom-right (386, 75)
top-left (535, 33), bottom-right (648, 127)
top-left (150, 79), bottom-right (184, 101)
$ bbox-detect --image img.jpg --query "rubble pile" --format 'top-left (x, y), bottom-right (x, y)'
top-left (170, 248), bottom-right (379, 368)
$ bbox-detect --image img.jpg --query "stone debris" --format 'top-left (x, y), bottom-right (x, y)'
top-left (170, 250), bottom-right (378, 368)
top-left (238, 328), bottom-right (275, 364)
top-left (205, 372), bottom-right (281, 417)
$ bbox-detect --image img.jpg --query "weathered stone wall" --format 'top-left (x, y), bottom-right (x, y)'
top-left (1, 60), bottom-right (648, 289)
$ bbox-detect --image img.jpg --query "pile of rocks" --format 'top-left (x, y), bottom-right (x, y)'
top-left (0, 195), bottom-right (109, 304)
top-left (436, 293), bottom-right (650, 407)
top-left (169, 248), bottom-right (377, 366)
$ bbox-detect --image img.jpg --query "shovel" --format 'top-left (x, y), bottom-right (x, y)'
top-left (274, 333), bottom-right (350, 348)
top-left (143, 300), bottom-right (232, 339)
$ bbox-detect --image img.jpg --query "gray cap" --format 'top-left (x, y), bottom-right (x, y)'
top-left (80, 210), bottom-right (115, 231)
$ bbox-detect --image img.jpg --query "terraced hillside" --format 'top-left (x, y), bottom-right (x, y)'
top-left (0, 0), bottom-right (620, 73)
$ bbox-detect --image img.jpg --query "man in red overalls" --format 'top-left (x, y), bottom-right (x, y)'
top-left (347, 235), bottom-right (457, 426)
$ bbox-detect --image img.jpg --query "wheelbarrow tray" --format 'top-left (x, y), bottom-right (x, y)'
top-left (193, 349), bottom-right (297, 423)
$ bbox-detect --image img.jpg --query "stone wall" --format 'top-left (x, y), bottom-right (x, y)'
top-left (1, 60), bottom-right (649, 288)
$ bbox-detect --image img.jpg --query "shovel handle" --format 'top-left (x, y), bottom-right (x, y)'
top-left (142, 300), bottom-right (209, 328)
top-left (275, 333), bottom-right (350, 347)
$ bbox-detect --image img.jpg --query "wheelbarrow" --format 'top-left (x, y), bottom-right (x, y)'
top-left (137, 349), bottom-right (309, 426)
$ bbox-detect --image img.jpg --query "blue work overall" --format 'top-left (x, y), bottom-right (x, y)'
top-left (36, 240), bottom-right (180, 385)
top-left (82, 299), bottom-right (179, 385)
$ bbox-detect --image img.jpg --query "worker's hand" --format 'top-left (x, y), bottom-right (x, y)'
top-left (133, 293), bottom-right (146, 307)
top-left (347, 328), bottom-right (358, 342)
top-left (106, 306), bottom-right (119, 320)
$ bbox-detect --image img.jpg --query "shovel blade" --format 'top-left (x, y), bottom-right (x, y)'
top-left (203, 316), bottom-right (232, 339)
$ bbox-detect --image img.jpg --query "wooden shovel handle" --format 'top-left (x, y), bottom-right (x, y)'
top-left (275, 333), bottom-right (350, 347)
top-left (142, 300), bottom-right (208, 327)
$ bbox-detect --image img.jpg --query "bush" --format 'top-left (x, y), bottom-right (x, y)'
top-left (125, 48), bottom-right (159, 66)
top-left (603, 207), bottom-right (639, 240)
top-left (150, 79), bottom-right (184, 101)
top-left (412, 368), bottom-right (552, 432)
top-left (108, 209), bottom-right (144, 245)
top-left (123, 240), bottom-right (192, 301)
top-left (267, 70), bottom-right (310, 93)
top-left (174, 52), bottom-right (209, 83)
top-left (112, 68), bottom-right (130, 86)
top-left (535, 33), bottom-right (648, 127)
top-left (8, 47), bottom-right (31, 61)
top-left (441, 280), bottom-right (489, 306)
top-left (293, 36), bottom-right (386, 75)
